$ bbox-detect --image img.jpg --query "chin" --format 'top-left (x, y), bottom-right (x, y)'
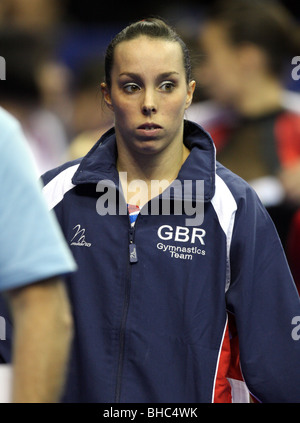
top-left (133, 138), bottom-right (166, 155)
top-left (136, 143), bottom-right (161, 154)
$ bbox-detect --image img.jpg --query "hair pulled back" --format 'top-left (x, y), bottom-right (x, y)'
top-left (104, 18), bottom-right (192, 89)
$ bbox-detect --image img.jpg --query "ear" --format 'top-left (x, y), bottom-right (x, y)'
top-left (185, 80), bottom-right (196, 110)
top-left (101, 82), bottom-right (114, 111)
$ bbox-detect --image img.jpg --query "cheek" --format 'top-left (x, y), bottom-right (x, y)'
top-left (110, 86), bottom-right (136, 115)
top-left (159, 97), bottom-right (187, 126)
top-left (166, 94), bottom-right (189, 116)
top-left (113, 101), bottom-right (144, 134)
top-left (112, 97), bottom-right (137, 121)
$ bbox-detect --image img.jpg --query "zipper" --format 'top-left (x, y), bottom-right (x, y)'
top-left (114, 217), bottom-right (138, 402)
top-left (128, 227), bottom-right (138, 263)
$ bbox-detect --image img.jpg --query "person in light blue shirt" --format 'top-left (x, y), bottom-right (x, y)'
top-left (0, 106), bottom-right (76, 402)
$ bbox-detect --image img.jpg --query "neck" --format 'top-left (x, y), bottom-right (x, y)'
top-left (117, 145), bottom-right (189, 181)
top-left (235, 75), bottom-right (282, 117)
top-left (116, 133), bottom-right (190, 206)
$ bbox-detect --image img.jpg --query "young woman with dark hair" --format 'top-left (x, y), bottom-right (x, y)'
top-left (4, 18), bottom-right (299, 403)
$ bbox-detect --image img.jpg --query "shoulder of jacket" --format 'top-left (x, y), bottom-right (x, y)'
top-left (41, 158), bottom-right (82, 186)
top-left (41, 159), bottom-right (82, 210)
top-left (215, 161), bottom-right (259, 205)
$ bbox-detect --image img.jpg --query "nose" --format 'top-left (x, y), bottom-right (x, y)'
top-left (141, 89), bottom-right (157, 115)
top-left (142, 105), bottom-right (157, 115)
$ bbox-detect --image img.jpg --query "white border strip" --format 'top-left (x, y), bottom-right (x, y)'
top-left (42, 164), bottom-right (79, 210)
top-left (211, 174), bottom-right (237, 292)
top-left (211, 315), bottom-right (228, 403)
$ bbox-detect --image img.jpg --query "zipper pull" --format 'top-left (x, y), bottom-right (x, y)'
top-left (129, 228), bottom-right (138, 263)
top-left (129, 242), bottom-right (138, 263)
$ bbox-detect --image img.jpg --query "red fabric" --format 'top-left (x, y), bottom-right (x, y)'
top-left (275, 112), bottom-right (300, 167)
top-left (213, 320), bottom-right (232, 403)
top-left (227, 314), bottom-right (243, 382)
top-left (227, 314), bottom-right (259, 403)
top-left (206, 123), bottom-right (231, 152)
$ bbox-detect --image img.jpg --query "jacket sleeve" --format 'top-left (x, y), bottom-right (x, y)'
top-left (225, 185), bottom-right (300, 403)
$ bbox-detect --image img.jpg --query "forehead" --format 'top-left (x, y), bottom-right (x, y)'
top-left (112, 36), bottom-right (185, 75)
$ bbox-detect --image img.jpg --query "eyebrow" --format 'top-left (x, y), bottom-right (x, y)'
top-left (118, 71), bottom-right (180, 79)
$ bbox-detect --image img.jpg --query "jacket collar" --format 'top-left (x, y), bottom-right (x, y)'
top-left (72, 120), bottom-right (216, 202)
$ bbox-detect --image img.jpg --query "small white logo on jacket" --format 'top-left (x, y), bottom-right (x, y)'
top-left (70, 224), bottom-right (92, 247)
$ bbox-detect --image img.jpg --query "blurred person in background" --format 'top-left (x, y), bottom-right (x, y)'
top-left (187, 0), bottom-right (300, 290)
top-left (68, 57), bottom-right (114, 159)
top-left (0, 0), bottom-right (66, 34)
top-left (0, 107), bottom-right (76, 402)
top-left (0, 0), bottom-right (117, 165)
top-left (0, 0), bottom-right (76, 136)
top-left (0, 29), bottom-right (71, 174)
top-left (36, 59), bottom-right (74, 140)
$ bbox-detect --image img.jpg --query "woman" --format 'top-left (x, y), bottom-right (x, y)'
top-left (40, 19), bottom-right (300, 402)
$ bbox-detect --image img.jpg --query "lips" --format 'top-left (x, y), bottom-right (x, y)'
top-left (138, 123), bottom-right (162, 130)
top-left (137, 123), bottom-right (162, 138)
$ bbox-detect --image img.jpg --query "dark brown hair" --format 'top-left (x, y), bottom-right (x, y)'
top-left (206, 0), bottom-right (300, 77)
top-left (104, 18), bottom-right (192, 89)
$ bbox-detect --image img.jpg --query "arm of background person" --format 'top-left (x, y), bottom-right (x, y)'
top-left (5, 277), bottom-right (73, 403)
top-left (0, 107), bottom-right (76, 403)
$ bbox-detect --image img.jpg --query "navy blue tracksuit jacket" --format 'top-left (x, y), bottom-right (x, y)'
top-left (2, 120), bottom-right (300, 402)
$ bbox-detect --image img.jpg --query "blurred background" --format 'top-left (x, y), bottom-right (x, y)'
top-left (0, 0), bottom-right (300, 290)
top-left (0, 0), bottom-right (299, 172)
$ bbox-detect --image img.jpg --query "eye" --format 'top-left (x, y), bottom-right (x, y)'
top-left (123, 83), bottom-right (141, 93)
top-left (159, 81), bottom-right (175, 92)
